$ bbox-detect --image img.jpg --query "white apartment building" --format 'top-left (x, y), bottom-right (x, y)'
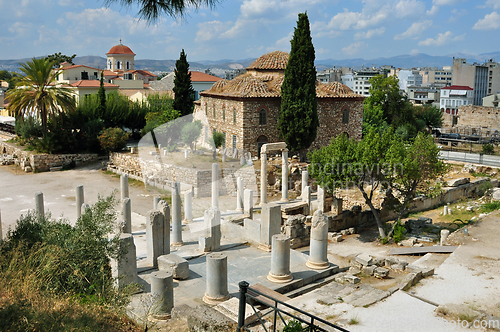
top-left (398, 70), bottom-right (423, 90)
top-left (341, 73), bottom-right (354, 90)
top-left (352, 69), bottom-right (384, 97)
top-left (440, 85), bottom-right (473, 115)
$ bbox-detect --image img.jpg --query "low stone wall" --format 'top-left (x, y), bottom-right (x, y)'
top-left (108, 152), bottom-right (259, 197)
top-left (0, 141), bottom-right (98, 172)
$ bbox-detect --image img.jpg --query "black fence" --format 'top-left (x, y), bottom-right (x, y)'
top-left (237, 281), bottom-right (350, 332)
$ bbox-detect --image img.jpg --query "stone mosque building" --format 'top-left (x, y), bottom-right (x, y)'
top-left (194, 51), bottom-right (364, 157)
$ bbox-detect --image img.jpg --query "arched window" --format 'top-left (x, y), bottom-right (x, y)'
top-left (259, 108), bottom-right (267, 125)
top-left (213, 104), bottom-right (216, 118)
top-left (126, 61), bottom-right (130, 70)
top-left (107, 60), bottom-right (112, 70)
top-left (342, 108), bottom-right (349, 124)
top-left (222, 104), bottom-right (226, 121)
top-left (233, 108), bottom-right (236, 124)
top-left (116, 60), bottom-right (121, 70)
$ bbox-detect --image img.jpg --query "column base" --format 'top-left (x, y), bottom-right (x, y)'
top-left (151, 313), bottom-right (171, 320)
top-left (257, 243), bottom-right (272, 252)
top-left (280, 197), bottom-right (289, 202)
top-left (306, 260), bottom-right (330, 270)
top-left (203, 293), bottom-right (230, 305)
top-left (267, 272), bottom-right (293, 284)
top-left (171, 242), bottom-right (184, 247)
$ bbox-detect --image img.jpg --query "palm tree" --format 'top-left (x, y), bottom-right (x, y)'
top-left (104, 0), bottom-right (220, 22)
top-left (7, 57), bottom-right (76, 134)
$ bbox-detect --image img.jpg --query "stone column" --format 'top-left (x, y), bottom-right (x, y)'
top-left (306, 210), bottom-right (329, 270)
top-left (199, 207), bottom-right (221, 252)
top-left (301, 170), bottom-right (309, 197)
top-left (35, 192), bottom-right (44, 217)
top-left (267, 234), bottom-right (293, 283)
top-left (236, 177), bottom-right (244, 212)
top-left (240, 155), bottom-right (246, 166)
top-left (317, 186), bottom-right (325, 213)
top-left (150, 271), bottom-right (174, 318)
top-left (153, 196), bottom-right (161, 210)
top-left (260, 152), bottom-right (267, 205)
top-left (183, 190), bottom-right (193, 223)
top-left (244, 189), bottom-right (253, 219)
top-left (443, 205), bottom-right (448, 216)
top-left (0, 207), bottom-right (3, 242)
top-left (203, 252), bottom-right (230, 305)
top-left (332, 197), bottom-right (343, 215)
top-left (76, 185), bottom-right (84, 219)
top-left (120, 174), bottom-right (129, 200)
top-left (302, 186), bottom-right (311, 215)
top-left (440, 229), bottom-right (450, 246)
top-left (281, 149), bottom-right (289, 202)
top-left (147, 210), bottom-right (166, 267)
top-left (258, 203), bottom-right (282, 252)
top-left (171, 182), bottom-right (183, 246)
top-left (158, 200), bottom-right (171, 254)
top-left (212, 163), bottom-right (219, 209)
top-left (122, 198), bottom-right (132, 233)
top-left (111, 233), bottom-right (138, 288)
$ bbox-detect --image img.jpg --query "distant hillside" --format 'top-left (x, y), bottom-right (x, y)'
top-left (1, 51), bottom-right (499, 74)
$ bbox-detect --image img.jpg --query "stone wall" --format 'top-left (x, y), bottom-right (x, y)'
top-left (0, 141), bottom-right (98, 172)
top-left (194, 95), bottom-right (364, 157)
top-left (108, 152), bottom-right (259, 198)
top-left (443, 105), bottom-right (500, 131)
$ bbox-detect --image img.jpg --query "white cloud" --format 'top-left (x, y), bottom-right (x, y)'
top-left (410, 49), bottom-right (420, 55)
top-left (355, 27), bottom-right (386, 39)
top-left (8, 21), bottom-right (33, 36)
top-left (484, 0), bottom-right (500, 9)
top-left (449, 8), bottom-right (468, 22)
top-left (240, 0), bottom-right (278, 18)
top-left (472, 11), bottom-right (500, 30)
top-left (418, 31), bottom-right (465, 46)
top-left (433, 0), bottom-right (460, 5)
top-left (195, 20), bottom-right (232, 42)
top-left (394, 0), bottom-right (426, 18)
top-left (275, 31), bottom-right (293, 48)
top-left (426, 5), bottom-right (438, 15)
top-left (394, 20), bottom-right (432, 40)
top-left (342, 41), bottom-right (364, 55)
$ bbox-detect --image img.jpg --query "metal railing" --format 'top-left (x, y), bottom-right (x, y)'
top-left (237, 281), bottom-right (350, 332)
top-left (0, 122), bottom-right (15, 134)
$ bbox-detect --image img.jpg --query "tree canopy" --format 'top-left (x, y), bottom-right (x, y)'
top-left (7, 57), bottom-right (76, 133)
top-left (173, 49), bottom-right (195, 117)
top-left (278, 12), bottom-right (318, 159)
top-left (104, 0), bottom-right (220, 22)
top-left (45, 52), bottom-right (77, 68)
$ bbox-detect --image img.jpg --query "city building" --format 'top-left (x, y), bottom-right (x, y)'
top-left (352, 69), bottom-right (385, 97)
top-left (452, 58), bottom-right (489, 105)
top-left (419, 67), bottom-right (452, 87)
top-left (407, 85), bottom-right (440, 106)
top-left (149, 71), bottom-right (222, 100)
top-left (439, 85), bottom-right (473, 115)
top-left (193, 51), bottom-right (364, 156)
top-left (483, 93), bottom-right (500, 108)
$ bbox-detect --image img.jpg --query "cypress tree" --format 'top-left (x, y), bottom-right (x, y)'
top-left (173, 49), bottom-right (195, 117)
top-left (97, 71), bottom-right (106, 119)
top-left (278, 12), bottom-right (318, 159)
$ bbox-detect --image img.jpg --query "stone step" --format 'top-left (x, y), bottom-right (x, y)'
top-left (248, 283), bottom-right (291, 307)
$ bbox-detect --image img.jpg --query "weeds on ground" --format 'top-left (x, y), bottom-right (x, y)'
top-left (0, 193), bottom-right (140, 331)
top-left (480, 200), bottom-right (500, 213)
top-left (348, 316), bottom-right (360, 325)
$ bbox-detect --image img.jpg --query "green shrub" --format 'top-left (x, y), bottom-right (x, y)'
top-left (480, 200), bottom-right (500, 213)
top-left (1, 194), bottom-right (124, 301)
top-left (15, 116), bottom-right (43, 140)
top-left (283, 320), bottom-right (305, 332)
top-left (392, 219), bottom-right (407, 243)
top-left (482, 143), bottom-right (495, 155)
top-left (98, 127), bottom-right (129, 152)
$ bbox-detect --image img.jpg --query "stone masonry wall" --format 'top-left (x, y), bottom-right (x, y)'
top-left (194, 95), bottom-right (364, 158)
top-left (108, 152), bottom-right (258, 198)
top-left (444, 105), bottom-right (500, 131)
top-left (0, 141), bottom-right (98, 172)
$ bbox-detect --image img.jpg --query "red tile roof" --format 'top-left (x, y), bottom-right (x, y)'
top-left (70, 80), bottom-right (119, 88)
top-left (442, 85), bottom-right (473, 90)
top-left (106, 44), bottom-right (135, 56)
top-left (59, 64), bottom-right (101, 71)
top-left (189, 71), bottom-right (222, 82)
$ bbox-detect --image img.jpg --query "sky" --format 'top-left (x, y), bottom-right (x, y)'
top-left (0, 0), bottom-right (499, 62)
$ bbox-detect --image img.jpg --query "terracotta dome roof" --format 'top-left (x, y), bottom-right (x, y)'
top-left (316, 81), bottom-right (361, 98)
top-left (247, 51), bottom-right (289, 70)
top-left (106, 44), bottom-right (135, 56)
top-left (204, 73), bottom-right (281, 98)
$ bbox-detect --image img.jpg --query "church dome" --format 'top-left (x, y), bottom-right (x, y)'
top-left (106, 43), bottom-right (136, 56)
top-left (247, 51), bottom-right (289, 70)
top-left (317, 81), bottom-right (360, 98)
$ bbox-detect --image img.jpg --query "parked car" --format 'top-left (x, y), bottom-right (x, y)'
top-left (438, 133), bottom-right (461, 146)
